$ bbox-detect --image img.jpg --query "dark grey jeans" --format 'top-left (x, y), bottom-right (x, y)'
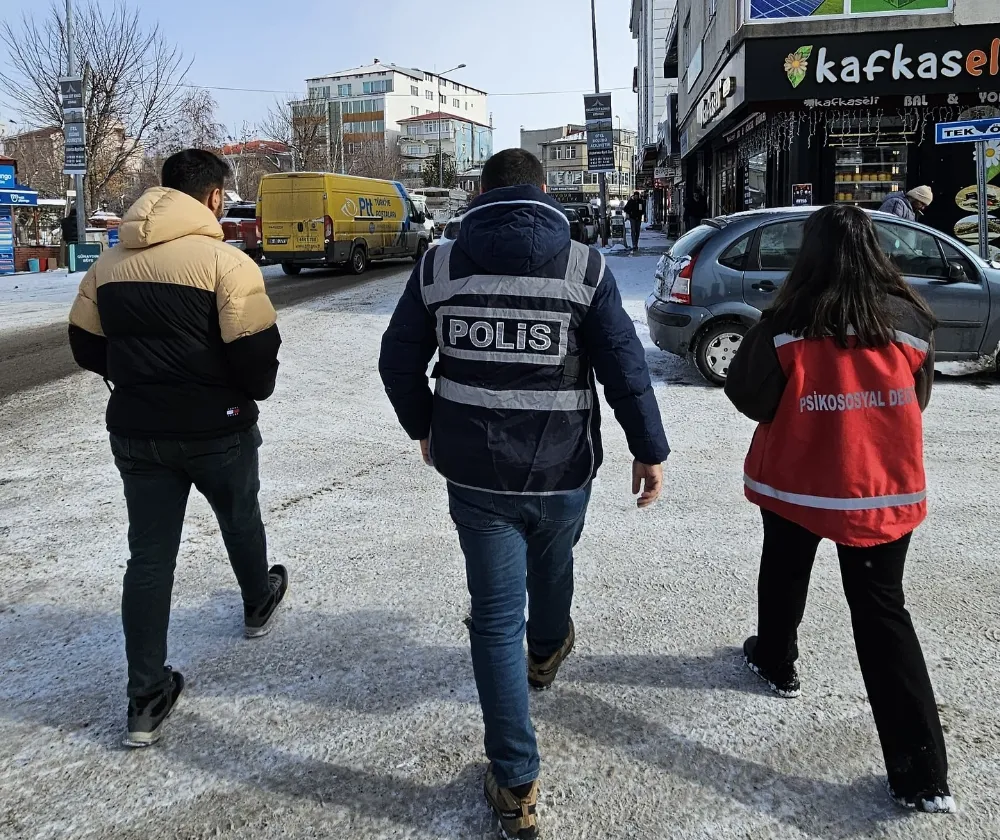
top-left (110, 425), bottom-right (271, 699)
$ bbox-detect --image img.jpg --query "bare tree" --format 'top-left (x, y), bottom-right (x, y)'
top-left (259, 98), bottom-right (329, 172)
top-left (2, 128), bottom-right (64, 198)
top-left (0, 0), bottom-right (190, 209)
top-left (147, 89), bottom-right (224, 156)
top-left (347, 140), bottom-right (404, 181)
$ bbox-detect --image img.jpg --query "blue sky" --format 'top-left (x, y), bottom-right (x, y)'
top-left (1, 0), bottom-right (638, 151)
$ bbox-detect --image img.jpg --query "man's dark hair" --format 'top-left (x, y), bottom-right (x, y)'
top-left (161, 149), bottom-right (231, 201)
top-left (765, 204), bottom-right (936, 348)
top-left (481, 148), bottom-right (544, 192)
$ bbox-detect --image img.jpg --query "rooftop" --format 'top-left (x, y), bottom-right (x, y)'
top-left (397, 111), bottom-right (491, 129)
top-left (306, 62), bottom-right (488, 96)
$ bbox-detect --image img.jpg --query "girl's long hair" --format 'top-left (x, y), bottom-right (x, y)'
top-left (764, 204), bottom-right (936, 347)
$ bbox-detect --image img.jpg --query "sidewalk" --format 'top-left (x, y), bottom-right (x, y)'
top-left (600, 224), bottom-right (674, 258)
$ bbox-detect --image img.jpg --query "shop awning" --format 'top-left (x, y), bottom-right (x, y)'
top-left (0, 187), bottom-right (38, 207)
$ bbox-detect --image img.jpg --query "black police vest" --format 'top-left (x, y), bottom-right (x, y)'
top-left (422, 239), bottom-right (605, 494)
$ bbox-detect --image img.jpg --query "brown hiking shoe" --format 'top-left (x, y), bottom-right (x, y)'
top-left (484, 768), bottom-right (539, 839)
top-left (527, 618), bottom-right (575, 690)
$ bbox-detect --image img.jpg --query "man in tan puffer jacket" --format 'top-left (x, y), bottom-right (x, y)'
top-left (68, 149), bottom-right (288, 748)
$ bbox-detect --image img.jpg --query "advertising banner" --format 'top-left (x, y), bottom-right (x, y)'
top-left (0, 209), bottom-right (14, 275)
top-left (747, 0), bottom-right (951, 23)
top-left (584, 93), bottom-right (616, 173)
top-left (0, 165), bottom-right (15, 189)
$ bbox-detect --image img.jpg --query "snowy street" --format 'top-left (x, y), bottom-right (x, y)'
top-left (1, 241), bottom-right (999, 839)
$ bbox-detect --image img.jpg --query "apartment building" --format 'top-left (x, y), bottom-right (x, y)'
top-left (670, 0), bottom-right (997, 242)
top-left (540, 129), bottom-right (637, 204)
top-left (301, 60), bottom-right (489, 175)
top-left (519, 124), bottom-right (586, 164)
top-left (630, 0), bottom-right (678, 224)
top-left (397, 112), bottom-right (493, 189)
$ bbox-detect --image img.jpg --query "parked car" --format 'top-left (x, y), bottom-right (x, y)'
top-left (562, 202), bottom-right (599, 244)
top-left (562, 207), bottom-right (586, 244)
top-left (435, 217), bottom-right (462, 246)
top-left (646, 207), bottom-right (1000, 385)
top-left (221, 203), bottom-right (262, 262)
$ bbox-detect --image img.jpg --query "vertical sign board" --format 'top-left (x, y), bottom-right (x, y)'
top-left (0, 208), bottom-right (13, 275)
top-left (935, 118), bottom-right (1000, 259)
top-left (60, 76), bottom-right (87, 176)
top-left (584, 93), bottom-right (615, 173)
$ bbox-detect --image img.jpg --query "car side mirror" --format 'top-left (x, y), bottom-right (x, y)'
top-left (947, 261), bottom-right (969, 283)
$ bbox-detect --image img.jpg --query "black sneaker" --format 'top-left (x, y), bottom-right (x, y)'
top-left (743, 636), bottom-right (801, 698)
top-left (484, 767), bottom-right (539, 839)
top-left (244, 564), bottom-right (289, 639)
top-left (124, 668), bottom-right (184, 748)
top-left (889, 783), bottom-right (957, 814)
top-left (528, 618), bottom-right (575, 690)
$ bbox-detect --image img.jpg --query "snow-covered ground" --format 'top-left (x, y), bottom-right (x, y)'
top-left (1, 244), bottom-right (998, 839)
top-left (0, 270), bottom-right (80, 331)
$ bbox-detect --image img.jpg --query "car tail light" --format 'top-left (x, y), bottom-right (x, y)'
top-left (324, 215), bottom-right (333, 240)
top-left (667, 254), bottom-right (697, 305)
top-left (255, 217), bottom-right (262, 240)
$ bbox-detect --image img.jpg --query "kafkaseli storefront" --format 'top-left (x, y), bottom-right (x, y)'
top-left (692, 24), bottom-right (1000, 244)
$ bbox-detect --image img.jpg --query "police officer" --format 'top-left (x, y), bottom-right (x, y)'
top-left (379, 148), bottom-right (670, 838)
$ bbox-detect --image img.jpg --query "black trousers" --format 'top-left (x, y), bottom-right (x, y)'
top-left (110, 425), bottom-right (271, 699)
top-left (629, 217), bottom-right (641, 249)
top-left (755, 510), bottom-right (948, 794)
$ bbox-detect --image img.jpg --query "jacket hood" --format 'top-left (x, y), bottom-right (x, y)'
top-left (119, 187), bottom-right (224, 249)
top-left (456, 185), bottom-right (570, 275)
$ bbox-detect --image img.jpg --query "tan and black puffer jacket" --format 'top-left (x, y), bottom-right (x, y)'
top-left (68, 187), bottom-right (281, 439)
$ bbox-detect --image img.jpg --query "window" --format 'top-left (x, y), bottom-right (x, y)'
top-left (874, 222), bottom-right (948, 278)
top-left (719, 234), bottom-right (752, 271)
top-left (683, 13), bottom-right (691, 63)
top-left (363, 79), bottom-right (392, 94)
top-left (584, 172), bottom-right (599, 185)
top-left (411, 85), bottom-right (419, 97)
top-left (424, 121), bottom-right (435, 132)
top-left (756, 220), bottom-right (806, 271)
top-left (411, 106), bottom-right (420, 116)
top-left (452, 81), bottom-right (460, 91)
top-left (425, 109), bottom-right (433, 114)
top-left (566, 147), bottom-right (577, 160)
top-left (549, 148), bottom-right (558, 160)
top-left (426, 90), bottom-right (434, 100)
top-left (407, 145), bottom-right (422, 155)
top-left (708, 0), bottom-right (717, 21)
top-left (440, 94), bottom-right (447, 104)
top-left (338, 84), bottom-right (351, 96)
top-left (453, 98), bottom-right (460, 107)
top-left (465, 102), bottom-right (469, 110)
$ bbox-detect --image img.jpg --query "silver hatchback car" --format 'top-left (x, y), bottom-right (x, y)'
top-left (646, 207), bottom-right (1000, 385)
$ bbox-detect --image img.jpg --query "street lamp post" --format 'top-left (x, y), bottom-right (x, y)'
top-left (590, 0), bottom-right (608, 246)
top-left (438, 63), bottom-right (466, 188)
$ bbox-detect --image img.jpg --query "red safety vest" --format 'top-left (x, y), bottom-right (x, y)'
top-left (743, 329), bottom-right (929, 547)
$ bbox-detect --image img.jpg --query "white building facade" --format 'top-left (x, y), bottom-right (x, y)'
top-left (302, 61), bottom-right (489, 173)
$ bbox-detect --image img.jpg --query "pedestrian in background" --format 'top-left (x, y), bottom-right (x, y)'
top-left (623, 189), bottom-right (644, 251)
top-left (68, 149), bottom-right (287, 748)
top-left (684, 187), bottom-right (709, 232)
top-left (879, 186), bottom-right (933, 221)
top-left (725, 204), bottom-right (954, 814)
top-left (379, 148), bottom-right (669, 838)
top-left (60, 207), bottom-right (79, 267)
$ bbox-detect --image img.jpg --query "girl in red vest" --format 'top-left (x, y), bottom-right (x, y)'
top-left (726, 205), bottom-right (954, 814)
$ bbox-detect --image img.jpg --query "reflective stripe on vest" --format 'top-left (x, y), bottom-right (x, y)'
top-left (744, 474), bottom-right (926, 511)
top-left (773, 330), bottom-right (929, 353)
top-left (421, 240), bottom-right (601, 307)
top-left (437, 376), bottom-right (593, 411)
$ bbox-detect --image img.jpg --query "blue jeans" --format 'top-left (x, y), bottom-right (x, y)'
top-left (448, 483), bottom-right (592, 788)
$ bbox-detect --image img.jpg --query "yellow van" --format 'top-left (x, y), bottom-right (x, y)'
top-left (257, 173), bottom-right (431, 275)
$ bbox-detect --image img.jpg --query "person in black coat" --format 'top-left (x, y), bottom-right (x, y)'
top-left (61, 208), bottom-right (79, 244)
top-left (683, 187), bottom-right (709, 232)
top-left (622, 190), bottom-right (644, 250)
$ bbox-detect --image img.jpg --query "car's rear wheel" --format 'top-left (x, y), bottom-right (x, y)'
top-left (413, 239), bottom-right (429, 262)
top-left (349, 245), bottom-right (368, 275)
top-left (281, 262), bottom-right (301, 276)
top-left (695, 322), bottom-right (747, 386)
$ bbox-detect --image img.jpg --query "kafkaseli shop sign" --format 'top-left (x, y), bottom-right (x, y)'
top-left (745, 24), bottom-right (1000, 105)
